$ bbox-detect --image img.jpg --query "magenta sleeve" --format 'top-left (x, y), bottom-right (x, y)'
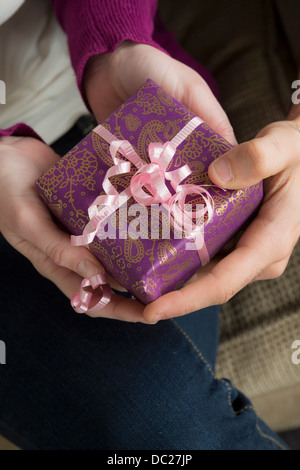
top-left (50, 0), bottom-right (164, 96)
top-left (1, 1), bottom-right (218, 138)
top-left (0, 123), bottom-right (43, 141)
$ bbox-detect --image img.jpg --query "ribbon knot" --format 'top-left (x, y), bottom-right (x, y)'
top-left (130, 141), bottom-right (178, 205)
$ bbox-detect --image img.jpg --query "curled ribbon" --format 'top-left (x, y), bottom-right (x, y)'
top-left (71, 273), bottom-right (111, 313)
top-left (71, 116), bottom-right (214, 313)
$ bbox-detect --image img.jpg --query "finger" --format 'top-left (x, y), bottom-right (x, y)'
top-left (105, 272), bottom-right (128, 292)
top-left (117, 44), bottom-right (237, 146)
top-left (143, 245), bottom-right (260, 323)
top-left (0, 137), bottom-right (61, 172)
top-left (20, 202), bottom-right (128, 291)
top-left (182, 258), bottom-right (219, 286)
top-left (181, 74), bottom-right (237, 146)
top-left (11, 237), bottom-right (86, 298)
top-left (15, 200), bottom-right (104, 280)
top-left (254, 258), bottom-right (289, 281)
top-left (208, 122), bottom-right (300, 189)
top-left (15, 238), bottom-right (145, 322)
top-left (64, 273), bottom-right (144, 322)
top-left (143, 202), bottom-right (295, 323)
top-left (82, 292), bottom-right (146, 322)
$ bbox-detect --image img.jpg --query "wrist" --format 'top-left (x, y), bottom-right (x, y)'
top-left (83, 54), bottom-right (110, 92)
top-left (83, 41), bottom-right (132, 109)
top-left (83, 41), bottom-right (145, 122)
top-left (0, 136), bottom-right (27, 156)
top-left (0, 135), bottom-right (25, 145)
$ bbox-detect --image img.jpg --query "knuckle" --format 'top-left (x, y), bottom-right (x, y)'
top-left (274, 233), bottom-right (295, 261)
top-left (31, 252), bottom-right (55, 278)
top-left (184, 80), bottom-right (200, 110)
top-left (184, 77), bottom-right (213, 110)
top-left (175, 290), bottom-right (196, 317)
top-left (265, 263), bottom-right (286, 279)
top-left (245, 139), bottom-right (269, 177)
top-left (218, 287), bottom-right (234, 305)
top-left (212, 278), bottom-right (236, 305)
top-left (216, 120), bottom-right (235, 141)
top-left (47, 242), bottom-right (65, 266)
top-left (184, 301), bottom-right (198, 316)
top-left (278, 246), bottom-right (292, 262)
top-left (14, 206), bottom-right (32, 235)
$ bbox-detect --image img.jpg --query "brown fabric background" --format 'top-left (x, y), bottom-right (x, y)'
top-left (159, 0), bottom-right (300, 431)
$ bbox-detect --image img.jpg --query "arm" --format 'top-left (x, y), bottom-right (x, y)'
top-left (49, 0), bottom-right (227, 134)
top-left (50, 0), bottom-right (164, 100)
top-left (2, 0), bottom-right (164, 135)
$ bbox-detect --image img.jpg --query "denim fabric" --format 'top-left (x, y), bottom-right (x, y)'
top-left (0, 122), bottom-right (289, 450)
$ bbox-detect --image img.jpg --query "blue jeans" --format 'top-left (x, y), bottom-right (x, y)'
top-left (0, 120), bottom-right (288, 450)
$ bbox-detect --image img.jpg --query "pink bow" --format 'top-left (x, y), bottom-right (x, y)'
top-left (71, 117), bottom-right (214, 313)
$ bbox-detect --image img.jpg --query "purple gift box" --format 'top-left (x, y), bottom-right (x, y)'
top-left (36, 79), bottom-right (263, 305)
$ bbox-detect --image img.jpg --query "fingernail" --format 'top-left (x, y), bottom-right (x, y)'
top-left (213, 158), bottom-right (233, 182)
top-left (77, 259), bottom-right (103, 279)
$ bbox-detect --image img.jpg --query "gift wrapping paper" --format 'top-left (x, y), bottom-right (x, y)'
top-left (36, 79), bottom-right (263, 304)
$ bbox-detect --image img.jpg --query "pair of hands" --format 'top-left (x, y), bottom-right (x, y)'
top-left (1, 42), bottom-right (299, 323)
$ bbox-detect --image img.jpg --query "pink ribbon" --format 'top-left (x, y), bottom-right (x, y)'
top-left (71, 273), bottom-right (111, 314)
top-left (71, 116), bottom-right (214, 313)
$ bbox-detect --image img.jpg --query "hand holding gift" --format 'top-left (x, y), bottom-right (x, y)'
top-left (83, 42), bottom-right (236, 146)
top-left (36, 77), bottom-right (263, 318)
top-left (0, 137), bottom-right (101, 298)
top-left (0, 135), bottom-right (149, 322)
top-left (74, 46), bottom-right (300, 322)
top-left (144, 99), bottom-right (300, 322)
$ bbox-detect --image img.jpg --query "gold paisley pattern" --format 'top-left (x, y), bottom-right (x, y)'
top-left (157, 240), bottom-right (177, 266)
top-left (136, 120), bottom-right (165, 161)
top-left (90, 239), bottom-right (114, 271)
top-left (157, 87), bottom-right (175, 107)
top-left (91, 130), bottom-right (114, 167)
top-left (123, 113), bottom-right (141, 132)
top-left (48, 201), bottom-right (64, 217)
top-left (194, 124), bottom-right (231, 159)
top-left (213, 196), bottom-right (229, 216)
top-left (161, 253), bottom-right (196, 282)
top-left (112, 246), bottom-right (123, 258)
top-left (124, 237), bottom-right (144, 264)
top-left (132, 278), bottom-right (157, 296)
top-left (135, 90), bottom-right (166, 115)
top-left (36, 167), bottom-right (65, 201)
top-left (118, 269), bottom-right (130, 282)
top-left (163, 119), bottom-right (182, 141)
top-left (116, 257), bottom-right (126, 270)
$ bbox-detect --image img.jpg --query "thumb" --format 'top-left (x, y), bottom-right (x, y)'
top-left (208, 122), bottom-right (300, 189)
